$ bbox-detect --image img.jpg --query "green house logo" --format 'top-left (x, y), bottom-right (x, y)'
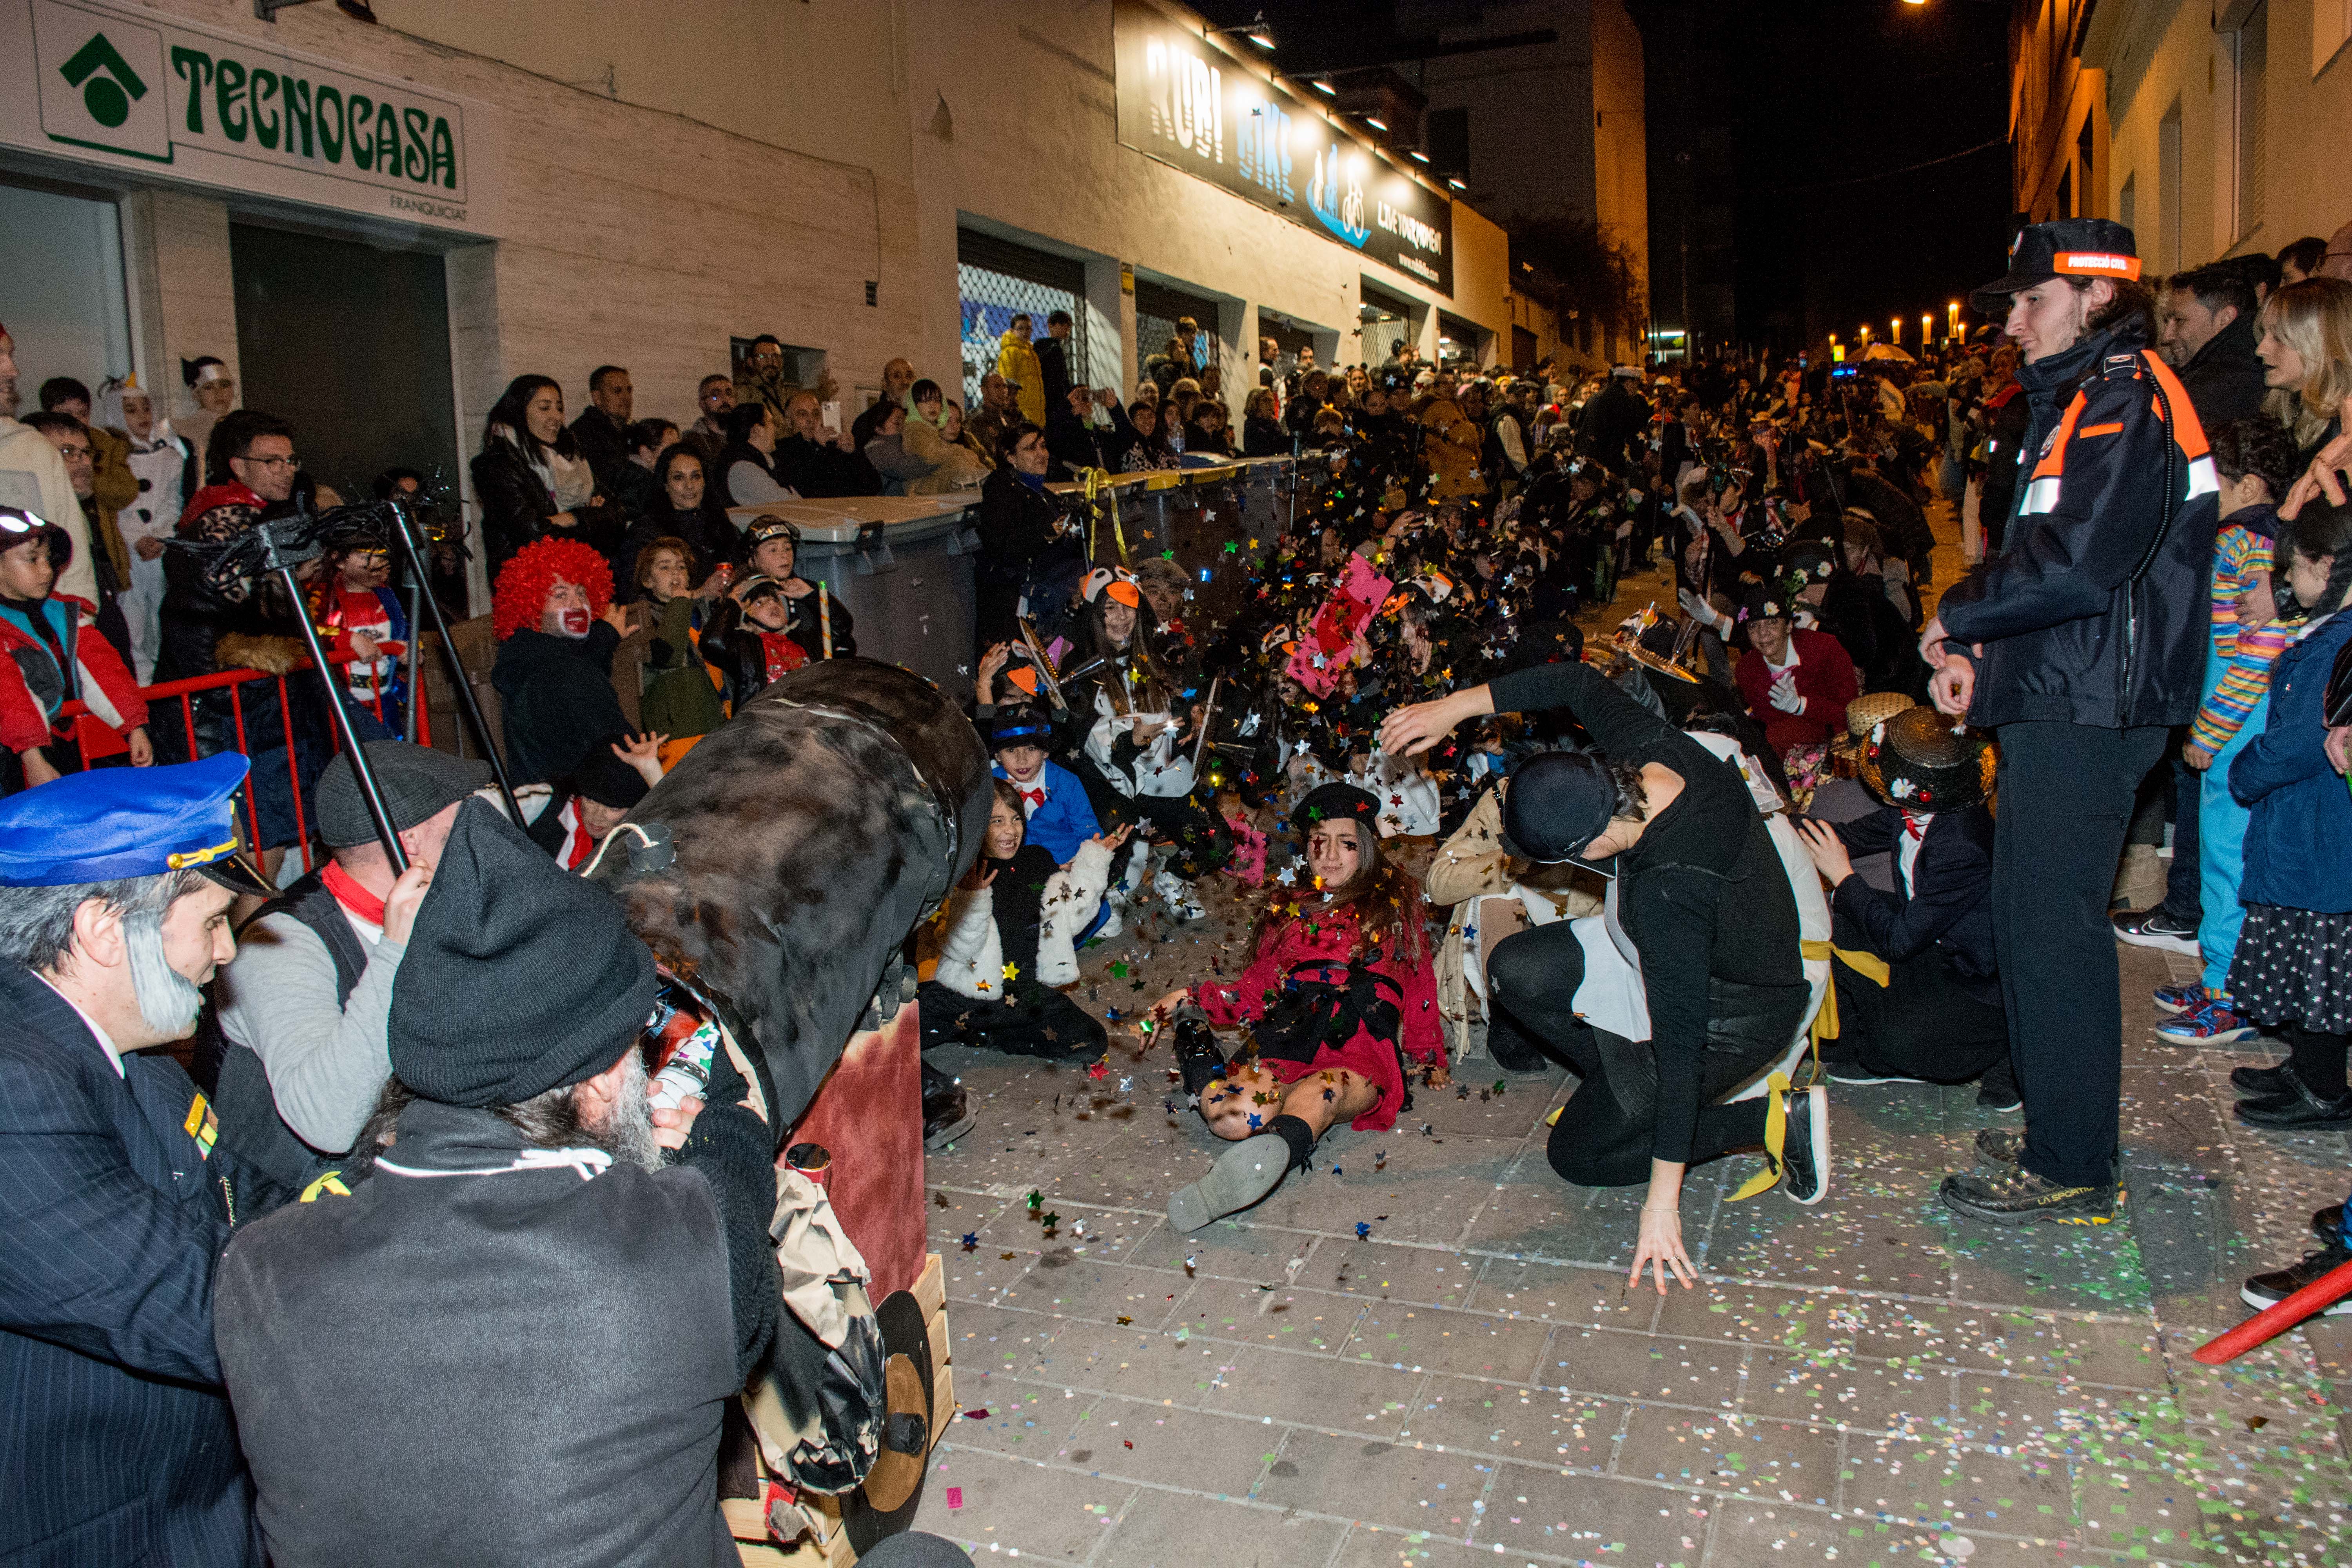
top-left (58, 34), bottom-right (148, 129)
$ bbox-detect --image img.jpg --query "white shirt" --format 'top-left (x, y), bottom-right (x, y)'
top-left (1897, 812), bottom-right (1931, 899)
top-left (37, 972), bottom-right (123, 1077)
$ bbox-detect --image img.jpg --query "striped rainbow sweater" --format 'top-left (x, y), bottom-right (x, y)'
top-left (2189, 520), bottom-right (2287, 755)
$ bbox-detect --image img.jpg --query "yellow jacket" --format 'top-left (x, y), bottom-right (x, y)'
top-left (997, 332), bottom-right (1045, 425)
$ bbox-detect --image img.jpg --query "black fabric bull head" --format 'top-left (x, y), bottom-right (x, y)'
top-left (590, 659), bottom-right (992, 1130)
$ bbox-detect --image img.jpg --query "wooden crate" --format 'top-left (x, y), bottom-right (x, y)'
top-left (735, 1254), bottom-right (955, 1566)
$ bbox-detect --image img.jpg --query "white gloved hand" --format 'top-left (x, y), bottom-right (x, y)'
top-left (1768, 672), bottom-right (1806, 715)
top-left (1677, 588), bottom-right (1729, 636)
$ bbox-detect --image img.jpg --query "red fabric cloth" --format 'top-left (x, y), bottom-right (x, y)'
top-left (1734, 628), bottom-right (1857, 753)
top-left (785, 1002), bottom-right (924, 1297)
top-left (176, 481), bottom-right (263, 533)
top-left (756, 629), bottom-right (808, 686)
top-left (319, 859), bottom-right (388, 926)
top-left (1196, 899), bottom-right (1441, 1132)
top-left (0, 593), bottom-right (149, 752)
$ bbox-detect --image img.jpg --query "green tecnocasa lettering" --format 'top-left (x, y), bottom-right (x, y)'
top-left (159, 42), bottom-right (454, 189)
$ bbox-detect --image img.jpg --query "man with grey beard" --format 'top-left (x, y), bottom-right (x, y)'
top-left (0, 751), bottom-right (277, 1567)
top-left (212, 797), bottom-right (780, 1568)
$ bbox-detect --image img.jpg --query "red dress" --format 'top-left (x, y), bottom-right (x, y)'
top-left (1196, 898), bottom-right (1442, 1132)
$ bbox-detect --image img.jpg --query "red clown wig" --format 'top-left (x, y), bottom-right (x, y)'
top-left (491, 537), bottom-right (614, 641)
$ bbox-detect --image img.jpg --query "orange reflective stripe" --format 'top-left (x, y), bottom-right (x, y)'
top-left (2029, 391), bottom-right (2089, 481)
top-left (2140, 351), bottom-right (2211, 458)
top-left (2077, 422), bottom-right (2125, 437)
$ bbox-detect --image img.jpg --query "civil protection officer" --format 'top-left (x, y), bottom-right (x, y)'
top-left (1922, 218), bottom-right (2216, 1224)
top-left (0, 752), bottom-right (274, 1565)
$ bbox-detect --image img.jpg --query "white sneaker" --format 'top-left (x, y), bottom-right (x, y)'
top-left (1152, 870), bottom-right (1205, 922)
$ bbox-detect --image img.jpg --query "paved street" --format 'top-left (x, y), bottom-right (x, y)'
top-left (908, 508), bottom-right (2352, 1566)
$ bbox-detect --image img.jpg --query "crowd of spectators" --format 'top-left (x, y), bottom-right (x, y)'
top-left (5, 210), bottom-right (2352, 1566)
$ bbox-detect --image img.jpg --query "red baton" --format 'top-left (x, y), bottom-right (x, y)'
top-left (2191, 1256), bottom-right (2352, 1365)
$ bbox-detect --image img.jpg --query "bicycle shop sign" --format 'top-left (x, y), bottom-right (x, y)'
top-left (1112, 0), bottom-right (1453, 294)
top-left (3, 0), bottom-right (496, 233)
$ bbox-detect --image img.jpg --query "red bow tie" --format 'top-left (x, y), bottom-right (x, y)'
top-left (1020, 787), bottom-right (1047, 809)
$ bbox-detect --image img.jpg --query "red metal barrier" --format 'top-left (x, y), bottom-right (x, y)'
top-left (62, 650), bottom-right (430, 875)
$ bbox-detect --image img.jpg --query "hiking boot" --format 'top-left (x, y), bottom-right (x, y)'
top-left (2111, 907), bottom-right (2197, 954)
top-left (1168, 1133), bottom-right (1292, 1232)
top-left (2153, 998), bottom-right (2256, 1045)
top-left (1974, 1125), bottom-right (2025, 1167)
top-left (2151, 982), bottom-right (2206, 1017)
top-left (1941, 1163), bottom-right (2121, 1226)
top-left (2234, 1065), bottom-right (2352, 1131)
top-left (1780, 1085), bottom-right (1829, 1205)
top-left (2239, 1243), bottom-right (2352, 1316)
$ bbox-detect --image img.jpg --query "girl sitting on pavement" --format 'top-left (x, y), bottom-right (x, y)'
top-left (920, 779), bottom-right (1128, 1060)
top-left (1149, 784), bottom-right (1443, 1233)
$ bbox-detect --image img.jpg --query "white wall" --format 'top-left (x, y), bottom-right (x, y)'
top-left (0, 184), bottom-right (134, 409)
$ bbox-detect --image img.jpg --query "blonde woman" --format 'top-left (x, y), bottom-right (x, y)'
top-left (2257, 277), bottom-right (2352, 465)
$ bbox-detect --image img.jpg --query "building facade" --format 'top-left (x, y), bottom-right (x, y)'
top-left (2009, 0), bottom-right (2352, 272)
top-left (2, 0), bottom-right (1593, 606)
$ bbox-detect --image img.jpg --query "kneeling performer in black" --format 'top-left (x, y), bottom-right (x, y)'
top-left (1381, 657), bottom-right (1824, 1293)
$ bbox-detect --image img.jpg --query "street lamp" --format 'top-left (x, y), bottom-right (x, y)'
top-left (1889, 317), bottom-right (1901, 345)
top-left (1921, 314), bottom-right (1932, 343)
top-left (1947, 301), bottom-right (1961, 337)
top-left (1209, 12), bottom-right (1278, 51)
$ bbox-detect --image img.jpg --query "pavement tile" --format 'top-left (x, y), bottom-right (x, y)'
top-left (1290, 1238), bottom-right (1481, 1307)
top-left (1614, 1404), bottom-right (1840, 1505)
top-left (940, 1381), bottom-right (1091, 1459)
top-left (1061, 1399), bottom-right (1272, 1499)
top-left (1249, 1427), bottom-right (1490, 1533)
top-left (1201, 1344), bottom-right (1426, 1436)
top-left (907, 1447), bottom-right (1135, 1560)
top-left (1168, 1278), bottom-right (1360, 1355)
top-left (1744, 1347), bottom-right (1953, 1437)
top-left (1652, 1279), bottom-right (1848, 1356)
top-left (1340, 1301), bottom-right (1553, 1382)
top-left (1394, 1379), bottom-right (1622, 1470)
top-left (1468, 1466), bottom-right (1711, 1563)
top-left (1094, 1488), bottom-right (1350, 1566)
top-left (995, 1255), bottom-right (1191, 1329)
top-left (1835, 1435), bottom-right (2073, 1535)
top-left (1123, 1217), bottom-right (1318, 1283)
top-left (1029, 1318), bottom-right (1245, 1408)
top-left (1461, 1256), bottom-right (1653, 1328)
top-left (1548, 1327), bottom-right (1744, 1410)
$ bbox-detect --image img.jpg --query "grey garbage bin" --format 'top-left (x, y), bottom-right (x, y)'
top-left (728, 497), bottom-right (979, 692)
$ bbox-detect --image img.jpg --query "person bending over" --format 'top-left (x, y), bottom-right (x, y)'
top-left (921, 780), bottom-right (1128, 1060)
top-left (1149, 784), bottom-right (1441, 1233)
top-left (1381, 657), bottom-right (1821, 1294)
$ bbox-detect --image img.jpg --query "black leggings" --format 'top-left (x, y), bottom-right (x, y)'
top-left (917, 980), bottom-right (1106, 1060)
top-left (1486, 920), bottom-right (1800, 1189)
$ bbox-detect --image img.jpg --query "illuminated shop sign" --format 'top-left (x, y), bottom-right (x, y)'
top-left (1112, 0), bottom-right (1453, 294)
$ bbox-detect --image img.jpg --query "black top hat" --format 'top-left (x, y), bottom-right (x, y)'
top-left (1971, 218), bottom-right (2141, 313)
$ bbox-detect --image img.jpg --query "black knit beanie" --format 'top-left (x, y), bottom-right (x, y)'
top-left (389, 797), bottom-right (657, 1107)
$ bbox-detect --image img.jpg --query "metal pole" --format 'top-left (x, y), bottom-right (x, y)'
top-left (401, 566), bottom-right (424, 744)
top-left (267, 553), bottom-right (407, 874)
top-left (387, 498), bottom-right (521, 823)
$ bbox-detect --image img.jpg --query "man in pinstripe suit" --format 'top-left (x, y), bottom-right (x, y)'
top-left (0, 753), bottom-right (273, 1567)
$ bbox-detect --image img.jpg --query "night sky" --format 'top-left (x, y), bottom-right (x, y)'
top-left (1191, 0), bottom-right (2015, 354)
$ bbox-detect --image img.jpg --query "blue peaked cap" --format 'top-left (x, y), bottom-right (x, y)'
top-left (0, 752), bottom-right (270, 890)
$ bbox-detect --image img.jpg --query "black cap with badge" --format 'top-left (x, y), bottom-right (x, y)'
top-left (1971, 218), bottom-right (2141, 313)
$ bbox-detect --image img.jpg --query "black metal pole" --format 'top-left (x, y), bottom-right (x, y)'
top-left (401, 567), bottom-right (424, 744)
top-left (386, 498), bottom-right (521, 823)
top-left (268, 555), bottom-right (407, 874)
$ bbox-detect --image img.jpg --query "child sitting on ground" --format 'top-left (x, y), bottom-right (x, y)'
top-left (989, 704), bottom-right (1100, 868)
top-left (1149, 784), bottom-right (1443, 1233)
top-left (919, 780), bottom-right (1129, 1060)
top-left (0, 507), bottom-right (152, 790)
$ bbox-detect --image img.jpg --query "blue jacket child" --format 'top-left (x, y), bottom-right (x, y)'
top-left (989, 706), bottom-right (1100, 867)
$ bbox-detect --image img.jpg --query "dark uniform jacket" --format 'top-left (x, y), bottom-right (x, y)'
top-left (0, 962), bottom-right (261, 1567)
top-left (1936, 325), bottom-right (2217, 731)
top-left (214, 1097), bottom-right (776, 1568)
